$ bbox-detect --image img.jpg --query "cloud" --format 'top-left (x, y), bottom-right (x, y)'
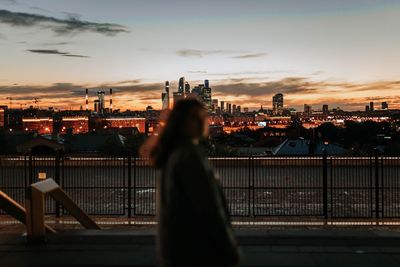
top-left (231, 53), bottom-right (267, 59)
top-left (213, 77), bottom-right (320, 97)
top-left (0, 9), bottom-right (129, 36)
top-left (176, 49), bottom-right (239, 58)
top-left (177, 49), bottom-right (267, 59)
top-left (1, 78), bottom-right (400, 111)
top-left (0, 0), bottom-right (17, 5)
top-left (188, 70), bottom-right (208, 74)
top-left (27, 49), bottom-right (89, 58)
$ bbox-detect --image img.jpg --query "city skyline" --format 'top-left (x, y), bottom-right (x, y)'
top-left (1, 0), bottom-right (400, 110)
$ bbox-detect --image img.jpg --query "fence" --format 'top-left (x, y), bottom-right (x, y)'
top-left (1, 153), bottom-right (400, 220)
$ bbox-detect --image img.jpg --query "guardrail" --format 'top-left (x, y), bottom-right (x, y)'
top-left (0, 190), bottom-right (55, 233)
top-left (1, 153), bottom-right (400, 220)
top-left (25, 179), bottom-right (100, 242)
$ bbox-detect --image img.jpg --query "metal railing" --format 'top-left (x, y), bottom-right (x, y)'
top-left (1, 152), bottom-right (400, 220)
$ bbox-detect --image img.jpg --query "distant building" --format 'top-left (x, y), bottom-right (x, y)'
top-left (94, 100), bottom-right (100, 113)
top-left (0, 108), bottom-right (4, 128)
top-left (211, 99), bottom-right (218, 112)
top-left (322, 104), bottom-right (329, 115)
top-left (220, 101), bottom-right (225, 112)
top-left (227, 103), bottom-right (232, 114)
top-left (60, 116), bottom-right (89, 134)
top-left (273, 138), bottom-right (345, 155)
top-left (370, 101), bottom-right (374, 112)
top-left (178, 77), bottom-right (185, 94)
top-left (22, 117), bottom-right (53, 135)
top-left (272, 93), bottom-right (283, 115)
top-left (365, 105), bottom-right (370, 112)
top-left (244, 107), bottom-right (249, 113)
top-left (304, 104), bottom-right (312, 115)
top-left (202, 80), bottom-right (212, 109)
top-left (97, 91), bottom-right (105, 114)
top-left (104, 117), bottom-right (146, 133)
top-left (382, 101), bottom-right (388, 110)
top-left (184, 82), bottom-right (191, 94)
top-left (173, 92), bottom-right (184, 106)
top-left (161, 81), bottom-right (170, 110)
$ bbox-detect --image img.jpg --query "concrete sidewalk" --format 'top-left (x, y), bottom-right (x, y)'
top-left (1, 229), bottom-right (400, 266)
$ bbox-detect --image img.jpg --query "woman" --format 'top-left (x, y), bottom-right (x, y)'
top-left (143, 98), bottom-right (240, 267)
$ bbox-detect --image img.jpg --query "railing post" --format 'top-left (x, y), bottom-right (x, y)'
top-left (322, 149), bottom-right (328, 220)
top-left (55, 150), bottom-right (61, 218)
top-left (249, 156), bottom-right (255, 217)
top-left (28, 150), bottom-right (33, 185)
top-left (374, 148), bottom-right (380, 220)
top-left (127, 155), bottom-right (132, 218)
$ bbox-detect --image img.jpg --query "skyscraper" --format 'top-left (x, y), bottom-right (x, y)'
top-left (94, 100), bottom-right (100, 113)
top-left (97, 91), bottom-right (105, 114)
top-left (211, 99), bottom-right (218, 112)
top-left (85, 88), bottom-right (89, 111)
top-left (202, 80), bottom-right (212, 109)
top-left (322, 104), bottom-right (329, 115)
top-left (220, 101), bottom-right (225, 112)
top-left (109, 88), bottom-right (113, 112)
top-left (272, 93), bottom-right (283, 115)
top-left (178, 77), bottom-right (185, 94)
top-left (162, 81), bottom-right (170, 110)
top-left (227, 103), bottom-right (232, 114)
top-left (184, 82), bottom-right (191, 94)
top-left (370, 101), bottom-right (374, 112)
top-left (304, 104), bottom-right (312, 115)
top-left (204, 79), bottom-right (209, 88)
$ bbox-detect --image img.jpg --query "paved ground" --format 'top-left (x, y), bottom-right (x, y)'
top-left (1, 229), bottom-right (400, 266)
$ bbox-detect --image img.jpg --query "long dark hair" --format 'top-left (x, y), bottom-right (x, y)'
top-left (142, 98), bottom-right (206, 169)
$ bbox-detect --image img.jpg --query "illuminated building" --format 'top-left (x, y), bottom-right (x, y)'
top-left (173, 92), bottom-right (184, 106)
top-left (85, 88), bottom-right (89, 111)
top-left (272, 93), bottom-right (283, 115)
top-left (220, 101), bottom-right (225, 112)
top-left (97, 91), bottom-right (105, 113)
top-left (202, 85), bottom-right (212, 109)
top-left (109, 88), bottom-right (113, 112)
top-left (184, 82), bottom-right (190, 94)
top-left (104, 117), bottom-right (146, 133)
top-left (162, 81), bottom-right (170, 110)
top-left (322, 104), bottom-right (329, 115)
top-left (304, 104), bottom-right (312, 115)
top-left (0, 108), bottom-right (4, 128)
top-left (22, 117), bottom-right (53, 135)
top-left (94, 100), bottom-right (100, 113)
top-left (211, 99), bottom-right (218, 112)
top-left (60, 116), bottom-right (89, 134)
top-left (178, 77), bottom-right (185, 94)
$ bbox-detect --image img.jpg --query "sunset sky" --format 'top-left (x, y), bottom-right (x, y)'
top-left (0, 0), bottom-right (399, 111)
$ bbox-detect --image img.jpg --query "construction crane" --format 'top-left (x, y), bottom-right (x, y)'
top-left (6, 97), bottom-right (12, 109)
top-left (33, 97), bottom-right (41, 109)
